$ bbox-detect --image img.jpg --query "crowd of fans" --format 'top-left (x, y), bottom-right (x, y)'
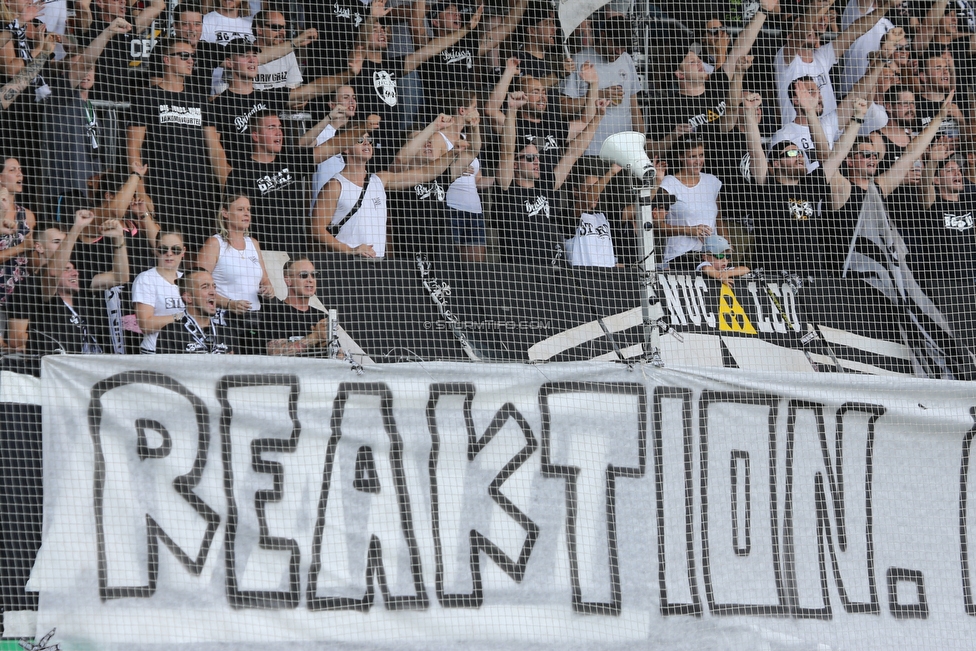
top-left (0, 0), bottom-right (973, 356)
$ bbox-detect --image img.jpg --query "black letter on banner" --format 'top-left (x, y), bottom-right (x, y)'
top-left (699, 391), bottom-right (789, 616)
top-left (540, 381), bottom-right (647, 616)
top-left (426, 383), bottom-right (539, 608)
top-left (782, 401), bottom-right (832, 619)
top-left (653, 387), bottom-right (702, 617)
top-left (819, 403), bottom-right (882, 614)
top-left (958, 407), bottom-right (976, 615)
top-left (89, 371), bottom-right (219, 600)
top-left (730, 451), bottom-right (751, 556)
top-left (306, 383), bottom-right (429, 611)
top-left (886, 567), bottom-right (928, 619)
top-left (217, 374), bottom-right (302, 609)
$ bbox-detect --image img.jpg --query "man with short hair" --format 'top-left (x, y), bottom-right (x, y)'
top-left (4, 223), bottom-right (65, 352)
top-left (154, 269), bottom-right (233, 354)
top-left (258, 258), bottom-right (333, 355)
top-left (225, 110), bottom-right (353, 255)
top-left (253, 10), bottom-right (303, 91)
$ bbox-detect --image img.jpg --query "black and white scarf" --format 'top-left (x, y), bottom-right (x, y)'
top-left (5, 19), bottom-right (51, 102)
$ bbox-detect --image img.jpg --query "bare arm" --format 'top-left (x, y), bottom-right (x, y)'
top-left (127, 125), bottom-right (147, 174)
top-left (102, 168), bottom-right (146, 219)
top-left (497, 92), bottom-right (523, 190)
top-left (877, 99), bottom-right (950, 198)
top-left (404, 4), bottom-right (482, 74)
top-left (204, 126), bottom-right (230, 187)
top-left (0, 37), bottom-right (53, 105)
top-left (135, 301), bottom-right (181, 335)
top-left (554, 102), bottom-right (606, 190)
top-left (916, 0), bottom-right (948, 52)
top-left (486, 57), bottom-right (519, 131)
top-left (257, 28), bottom-right (317, 65)
top-left (90, 220), bottom-right (130, 289)
top-left (196, 237), bottom-right (220, 273)
top-left (742, 93), bottom-right (768, 183)
top-left (721, 0), bottom-right (775, 80)
top-left (833, 0), bottom-right (894, 58)
top-left (837, 54), bottom-right (884, 129)
top-left (45, 210), bottom-right (93, 297)
top-left (478, 0), bottom-right (528, 56)
top-left (309, 179), bottom-right (377, 257)
top-left (133, 0), bottom-right (166, 33)
top-left (267, 318), bottom-right (330, 355)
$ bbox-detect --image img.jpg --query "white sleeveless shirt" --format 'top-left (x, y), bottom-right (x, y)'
top-left (332, 173), bottom-right (388, 258)
top-left (211, 234), bottom-right (263, 311)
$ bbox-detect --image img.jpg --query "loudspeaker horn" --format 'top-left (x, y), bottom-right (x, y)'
top-left (599, 131), bottom-right (656, 182)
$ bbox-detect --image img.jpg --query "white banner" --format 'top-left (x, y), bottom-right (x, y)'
top-left (34, 356), bottom-right (976, 649)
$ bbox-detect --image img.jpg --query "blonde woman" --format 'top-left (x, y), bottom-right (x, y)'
top-left (197, 193), bottom-right (273, 353)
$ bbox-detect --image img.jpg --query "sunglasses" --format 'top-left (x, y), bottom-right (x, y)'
top-left (267, 24), bottom-right (287, 30)
top-left (706, 27), bottom-right (725, 36)
top-left (157, 245), bottom-right (185, 255)
top-left (519, 153), bottom-right (540, 162)
top-left (710, 252), bottom-right (729, 259)
top-left (294, 271), bottom-right (318, 279)
top-left (894, 43), bottom-right (911, 52)
top-left (781, 149), bottom-right (801, 158)
top-left (168, 51), bottom-right (194, 60)
top-left (856, 150), bottom-right (880, 159)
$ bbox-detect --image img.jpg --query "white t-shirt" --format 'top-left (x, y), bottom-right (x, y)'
top-left (565, 212), bottom-right (616, 267)
top-left (255, 51), bottom-right (304, 91)
top-left (201, 13), bottom-right (255, 46)
top-left (211, 234), bottom-right (263, 310)
top-left (131, 267), bottom-right (185, 353)
top-left (660, 173), bottom-right (722, 262)
top-left (775, 42), bottom-right (838, 126)
top-left (562, 49), bottom-right (642, 156)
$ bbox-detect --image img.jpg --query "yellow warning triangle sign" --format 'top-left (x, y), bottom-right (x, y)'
top-left (718, 284), bottom-right (757, 334)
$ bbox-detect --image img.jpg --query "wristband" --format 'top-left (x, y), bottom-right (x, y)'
top-left (114, 242), bottom-right (126, 250)
top-left (132, 171), bottom-right (143, 179)
top-left (851, 116), bottom-right (864, 124)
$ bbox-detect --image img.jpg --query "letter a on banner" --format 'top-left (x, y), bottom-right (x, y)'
top-left (718, 285), bottom-right (757, 334)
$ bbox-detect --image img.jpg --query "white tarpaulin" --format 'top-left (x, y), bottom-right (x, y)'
top-left (33, 356), bottom-right (976, 649)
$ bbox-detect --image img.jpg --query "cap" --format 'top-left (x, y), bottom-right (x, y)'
top-left (223, 39), bottom-right (260, 58)
top-left (702, 234), bottom-right (731, 254)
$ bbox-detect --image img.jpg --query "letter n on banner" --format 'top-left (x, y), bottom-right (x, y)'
top-left (306, 383), bottom-right (429, 611)
top-left (89, 371), bottom-right (219, 600)
top-left (540, 381), bottom-right (647, 615)
top-left (426, 383), bottom-right (539, 608)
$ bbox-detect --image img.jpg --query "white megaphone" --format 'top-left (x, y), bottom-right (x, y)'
top-left (599, 131), bottom-right (656, 182)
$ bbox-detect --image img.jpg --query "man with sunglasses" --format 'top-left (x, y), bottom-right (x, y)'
top-left (257, 258), bottom-right (332, 356)
top-left (253, 10), bottom-right (303, 91)
top-left (127, 37), bottom-right (228, 251)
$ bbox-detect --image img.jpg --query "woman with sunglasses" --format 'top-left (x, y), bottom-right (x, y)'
top-left (131, 231), bottom-right (187, 354)
top-left (656, 135), bottom-right (728, 273)
top-left (197, 193), bottom-right (273, 353)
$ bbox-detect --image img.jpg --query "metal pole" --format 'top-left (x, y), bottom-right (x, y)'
top-left (636, 184), bottom-right (665, 366)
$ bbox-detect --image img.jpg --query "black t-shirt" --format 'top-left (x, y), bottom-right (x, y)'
top-left (916, 97), bottom-right (962, 139)
top-left (389, 170), bottom-right (453, 259)
top-left (255, 299), bottom-right (326, 354)
top-left (225, 148), bottom-right (319, 255)
top-left (79, 14), bottom-right (162, 103)
top-left (307, 0), bottom-right (369, 77)
top-left (496, 164), bottom-right (565, 265)
top-left (7, 276), bottom-right (102, 355)
top-left (517, 109), bottom-right (570, 164)
top-left (129, 84), bottom-right (216, 227)
top-left (649, 74), bottom-right (731, 141)
top-left (711, 129), bottom-right (757, 223)
top-left (909, 195), bottom-right (976, 286)
top-left (187, 40), bottom-right (230, 98)
top-left (752, 168), bottom-right (832, 277)
top-left (349, 56), bottom-right (407, 166)
top-left (417, 31), bottom-right (478, 114)
top-left (155, 316), bottom-right (234, 353)
top-left (210, 87), bottom-right (291, 165)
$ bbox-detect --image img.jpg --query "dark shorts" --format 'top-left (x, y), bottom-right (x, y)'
top-left (449, 208), bottom-right (486, 246)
